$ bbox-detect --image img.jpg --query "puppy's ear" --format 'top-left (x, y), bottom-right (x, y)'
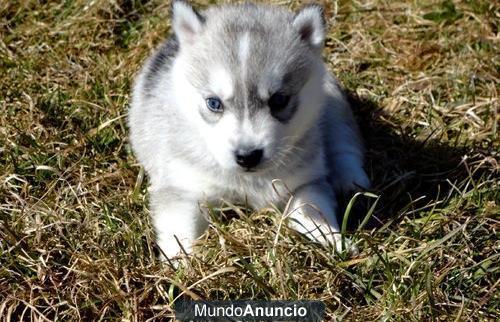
top-left (293, 5), bottom-right (326, 49)
top-left (172, 1), bottom-right (204, 45)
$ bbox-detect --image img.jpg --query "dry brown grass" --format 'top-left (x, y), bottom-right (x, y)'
top-left (1, 0), bottom-right (498, 320)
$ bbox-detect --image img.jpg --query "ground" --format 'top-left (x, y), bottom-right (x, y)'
top-left (0, 0), bottom-right (498, 320)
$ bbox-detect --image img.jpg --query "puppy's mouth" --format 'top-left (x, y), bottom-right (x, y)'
top-left (237, 165), bottom-right (260, 174)
top-left (237, 158), bottom-right (274, 174)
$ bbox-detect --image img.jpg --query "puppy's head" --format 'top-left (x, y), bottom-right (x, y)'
top-left (171, 1), bottom-right (328, 172)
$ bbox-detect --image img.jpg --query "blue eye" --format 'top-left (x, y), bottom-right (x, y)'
top-left (206, 97), bottom-right (223, 113)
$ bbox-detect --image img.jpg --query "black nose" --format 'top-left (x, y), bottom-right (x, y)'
top-left (235, 149), bottom-right (263, 169)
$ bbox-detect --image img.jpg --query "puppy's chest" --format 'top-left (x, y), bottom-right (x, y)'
top-left (218, 174), bottom-right (287, 209)
top-left (165, 155), bottom-right (327, 209)
top-left (165, 161), bottom-right (286, 208)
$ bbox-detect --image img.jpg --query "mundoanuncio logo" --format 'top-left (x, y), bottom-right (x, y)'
top-left (174, 300), bottom-right (325, 321)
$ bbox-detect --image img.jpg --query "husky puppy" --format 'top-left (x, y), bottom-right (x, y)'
top-left (129, 1), bottom-right (370, 260)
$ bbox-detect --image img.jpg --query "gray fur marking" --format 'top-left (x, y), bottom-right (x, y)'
top-left (143, 36), bottom-right (179, 97)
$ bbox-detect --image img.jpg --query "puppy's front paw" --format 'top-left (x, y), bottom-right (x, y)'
top-left (332, 235), bottom-right (359, 255)
top-left (155, 244), bottom-right (193, 270)
top-left (318, 232), bottom-right (359, 256)
top-left (156, 236), bottom-right (193, 263)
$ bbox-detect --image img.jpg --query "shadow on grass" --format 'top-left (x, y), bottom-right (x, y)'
top-left (340, 91), bottom-right (488, 230)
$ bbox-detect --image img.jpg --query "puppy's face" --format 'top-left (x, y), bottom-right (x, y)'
top-left (171, 2), bottom-right (327, 172)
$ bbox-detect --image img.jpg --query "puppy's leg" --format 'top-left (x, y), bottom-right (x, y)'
top-left (321, 88), bottom-right (370, 194)
top-left (287, 181), bottom-right (354, 253)
top-left (327, 109), bottom-right (370, 194)
top-left (150, 188), bottom-right (208, 260)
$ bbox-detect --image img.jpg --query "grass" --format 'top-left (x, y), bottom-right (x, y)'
top-left (0, 0), bottom-right (498, 320)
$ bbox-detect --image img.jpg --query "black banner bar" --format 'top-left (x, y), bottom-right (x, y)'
top-left (174, 300), bottom-right (325, 321)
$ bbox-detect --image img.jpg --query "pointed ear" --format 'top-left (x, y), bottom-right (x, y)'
top-left (292, 5), bottom-right (325, 49)
top-left (172, 1), bottom-right (204, 45)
